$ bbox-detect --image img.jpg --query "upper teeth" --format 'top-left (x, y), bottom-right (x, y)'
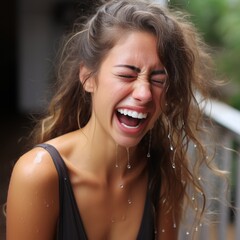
top-left (117, 109), bottom-right (147, 119)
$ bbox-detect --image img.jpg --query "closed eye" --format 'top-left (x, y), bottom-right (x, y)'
top-left (117, 74), bottom-right (136, 78)
top-left (150, 69), bottom-right (167, 87)
top-left (150, 78), bottom-right (167, 87)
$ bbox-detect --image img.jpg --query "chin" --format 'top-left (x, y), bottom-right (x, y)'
top-left (114, 136), bottom-right (142, 149)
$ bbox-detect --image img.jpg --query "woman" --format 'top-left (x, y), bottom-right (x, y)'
top-left (6, 0), bottom-right (218, 239)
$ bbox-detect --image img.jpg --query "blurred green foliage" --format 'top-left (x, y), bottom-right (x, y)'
top-left (169, 0), bottom-right (240, 110)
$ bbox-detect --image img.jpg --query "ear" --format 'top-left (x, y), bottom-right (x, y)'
top-left (79, 64), bottom-right (95, 93)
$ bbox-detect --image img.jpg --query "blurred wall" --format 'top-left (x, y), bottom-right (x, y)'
top-left (17, 0), bottom-right (79, 113)
top-left (0, 0), bottom-right (17, 115)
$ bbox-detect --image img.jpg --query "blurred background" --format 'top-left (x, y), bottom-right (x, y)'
top-left (169, 0), bottom-right (240, 109)
top-left (1, 0), bottom-right (239, 239)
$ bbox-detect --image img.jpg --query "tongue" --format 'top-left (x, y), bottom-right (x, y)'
top-left (117, 113), bottom-right (140, 127)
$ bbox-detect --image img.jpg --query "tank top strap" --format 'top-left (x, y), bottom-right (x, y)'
top-left (35, 143), bottom-right (69, 182)
top-left (35, 143), bottom-right (88, 240)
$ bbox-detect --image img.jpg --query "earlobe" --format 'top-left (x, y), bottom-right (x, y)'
top-left (79, 64), bottom-right (95, 93)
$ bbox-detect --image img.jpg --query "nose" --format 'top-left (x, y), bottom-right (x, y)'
top-left (132, 80), bottom-right (152, 103)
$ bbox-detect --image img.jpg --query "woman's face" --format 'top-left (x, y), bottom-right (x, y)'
top-left (89, 31), bottom-right (167, 147)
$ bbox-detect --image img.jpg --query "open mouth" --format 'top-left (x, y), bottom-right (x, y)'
top-left (116, 109), bottom-right (148, 129)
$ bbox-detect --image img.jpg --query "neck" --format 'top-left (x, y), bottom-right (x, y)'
top-left (78, 122), bottom-right (141, 179)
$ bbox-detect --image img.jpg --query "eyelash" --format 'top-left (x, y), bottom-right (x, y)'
top-left (117, 74), bottom-right (136, 79)
top-left (117, 74), bottom-right (166, 87)
top-left (150, 79), bottom-right (166, 87)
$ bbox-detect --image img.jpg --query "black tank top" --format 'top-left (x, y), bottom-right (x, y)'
top-left (37, 143), bottom-right (155, 240)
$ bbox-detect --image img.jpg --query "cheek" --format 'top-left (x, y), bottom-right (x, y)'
top-left (153, 106), bottom-right (162, 122)
top-left (92, 81), bottom-right (121, 113)
top-left (108, 81), bottom-right (131, 100)
top-left (153, 88), bottom-right (164, 109)
top-left (151, 90), bottom-right (164, 123)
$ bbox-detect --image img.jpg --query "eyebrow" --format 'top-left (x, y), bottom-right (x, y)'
top-left (114, 64), bottom-right (166, 75)
top-left (151, 70), bottom-right (166, 76)
top-left (114, 64), bottom-right (141, 73)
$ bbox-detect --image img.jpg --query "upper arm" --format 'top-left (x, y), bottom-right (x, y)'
top-left (6, 149), bottom-right (59, 240)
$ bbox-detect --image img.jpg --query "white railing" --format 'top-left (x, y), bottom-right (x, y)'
top-left (179, 99), bottom-right (240, 240)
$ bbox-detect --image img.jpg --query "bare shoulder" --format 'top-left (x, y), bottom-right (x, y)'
top-left (9, 147), bottom-right (58, 191)
top-left (6, 147), bottom-right (59, 240)
top-left (17, 146), bottom-right (57, 173)
top-left (7, 147), bottom-right (59, 210)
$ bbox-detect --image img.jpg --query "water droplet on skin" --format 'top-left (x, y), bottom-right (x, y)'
top-left (34, 152), bottom-right (45, 164)
top-left (44, 200), bottom-right (51, 208)
top-left (120, 184), bottom-right (124, 189)
top-left (162, 229), bottom-right (165, 233)
top-left (186, 231), bottom-right (190, 235)
top-left (126, 147), bottom-right (131, 170)
top-left (128, 199), bottom-right (132, 205)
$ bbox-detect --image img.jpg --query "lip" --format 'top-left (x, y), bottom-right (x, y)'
top-left (114, 106), bottom-right (149, 134)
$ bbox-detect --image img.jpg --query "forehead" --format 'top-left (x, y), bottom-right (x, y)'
top-left (104, 31), bottom-right (163, 69)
